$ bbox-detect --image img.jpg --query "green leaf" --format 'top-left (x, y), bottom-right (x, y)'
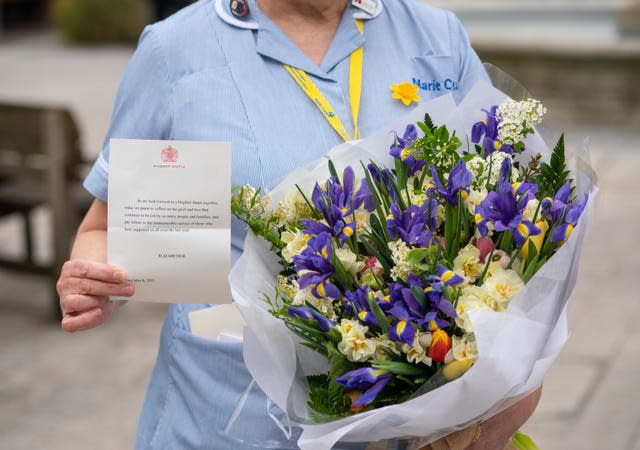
top-left (407, 248), bottom-right (433, 266)
top-left (534, 134), bottom-right (571, 200)
top-left (326, 342), bottom-right (357, 411)
top-left (443, 203), bottom-right (456, 263)
top-left (423, 112), bottom-right (436, 132)
top-left (332, 250), bottom-right (354, 291)
top-left (361, 236), bottom-right (393, 274)
top-left (511, 431), bottom-right (540, 450)
top-left (411, 286), bottom-right (427, 310)
top-left (295, 184), bottom-right (321, 220)
top-left (328, 159), bottom-right (340, 184)
top-left (307, 374), bottom-right (350, 420)
top-left (395, 157), bottom-right (408, 191)
top-left (367, 293), bottom-right (390, 333)
top-left (372, 360), bottom-right (427, 376)
top-left (521, 252), bottom-right (540, 283)
top-left (369, 213), bottom-right (389, 245)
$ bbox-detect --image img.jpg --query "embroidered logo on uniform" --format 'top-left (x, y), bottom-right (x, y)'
top-left (390, 81), bottom-right (421, 106)
top-left (412, 77), bottom-right (459, 92)
top-left (161, 145), bottom-right (179, 163)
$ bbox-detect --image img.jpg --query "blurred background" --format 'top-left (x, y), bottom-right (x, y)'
top-left (0, 0), bottom-right (638, 449)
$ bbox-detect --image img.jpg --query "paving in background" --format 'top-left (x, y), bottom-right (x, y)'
top-left (1, 29), bottom-right (639, 450)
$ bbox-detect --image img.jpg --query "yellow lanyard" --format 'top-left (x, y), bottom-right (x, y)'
top-left (283, 19), bottom-right (364, 142)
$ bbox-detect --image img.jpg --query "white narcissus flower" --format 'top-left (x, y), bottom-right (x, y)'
top-left (453, 244), bottom-right (484, 284)
top-left (455, 286), bottom-right (495, 332)
top-left (351, 207), bottom-right (372, 234)
top-left (404, 189), bottom-right (428, 207)
top-left (401, 332), bottom-right (433, 366)
top-left (335, 247), bottom-right (366, 276)
top-left (337, 319), bottom-right (377, 362)
top-left (465, 187), bottom-right (488, 216)
top-left (281, 229), bottom-right (310, 263)
top-left (372, 335), bottom-right (401, 361)
top-left (275, 188), bottom-right (313, 225)
top-left (292, 285), bottom-right (313, 306)
top-left (483, 267), bottom-right (524, 311)
top-left (522, 198), bottom-right (540, 223)
top-left (445, 333), bottom-right (478, 364)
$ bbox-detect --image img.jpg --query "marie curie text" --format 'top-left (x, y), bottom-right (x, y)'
top-left (412, 78), bottom-right (459, 92)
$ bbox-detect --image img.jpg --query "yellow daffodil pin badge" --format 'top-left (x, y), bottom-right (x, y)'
top-left (390, 82), bottom-right (421, 106)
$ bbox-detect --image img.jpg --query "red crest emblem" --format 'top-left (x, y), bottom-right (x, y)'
top-left (161, 145), bottom-right (179, 163)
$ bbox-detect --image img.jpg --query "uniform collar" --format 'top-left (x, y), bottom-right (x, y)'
top-left (215, 0), bottom-right (382, 79)
top-left (215, 0), bottom-right (383, 30)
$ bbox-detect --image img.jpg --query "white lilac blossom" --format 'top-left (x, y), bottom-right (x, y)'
top-left (389, 239), bottom-right (412, 281)
top-left (496, 98), bottom-right (547, 145)
top-left (235, 184), bottom-right (272, 217)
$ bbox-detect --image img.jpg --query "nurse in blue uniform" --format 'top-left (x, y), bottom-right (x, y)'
top-left (56, 0), bottom-right (540, 448)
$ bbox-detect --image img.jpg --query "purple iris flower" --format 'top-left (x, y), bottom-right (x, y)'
top-left (476, 181), bottom-right (541, 248)
top-left (471, 106), bottom-right (515, 156)
top-left (429, 160), bottom-right (472, 206)
top-left (422, 313), bottom-right (451, 331)
top-left (302, 166), bottom-right (373, 244)
top-left (390, 124), bottom-right (425, 176)
top-left (389, 319), bottom-right (415, 345)
top-left (293, 233), bottom-right (341, 299)
top-left (431, 264), bottom-right (465, 287)
top-left (330, 166), bottom-right (374, 216)
top-left (386, 281), bottom-right (421, 321)
top-left (550, 192), bottom-right (588, 243)
top-left (353, 178), bottom-right (375, 212)
top-left (472, 106), bottom-right (499, 144)
top-left (541, 182), bottom-right (571, 224)
top-left (386, 203), bottom-right (435, 247)
top-left (335, 367), bottom-right (393, 407)
top-left (498, 158), bottom-right (512, 184)
top-left (368, 164), bottom-right (399, 203)
top-left (287, 306), bottom-right (334, 332)
top-left (385, 277), bottom-right (454, 333)
top-left (344, 287), bottom-right (379, 327)
top-left (402, 272), bottom-right (457, 321)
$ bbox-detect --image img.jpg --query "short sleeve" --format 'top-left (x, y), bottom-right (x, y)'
top-left (446, 11), bottom-right (490, 99)
top-left (83, 25), bottom-right (173, 201)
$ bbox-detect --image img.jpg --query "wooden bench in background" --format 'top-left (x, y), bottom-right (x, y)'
top-left (0, 103), bottom-right (93, 317)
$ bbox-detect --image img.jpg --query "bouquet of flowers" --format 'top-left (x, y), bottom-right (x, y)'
top-left (229, 81), bottom-right (597, 449)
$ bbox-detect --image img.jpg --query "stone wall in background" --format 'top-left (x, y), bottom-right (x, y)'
top-left (476, 46), bottom-right (640, 128)
top-left (426, 0), bottom-right (640, 128)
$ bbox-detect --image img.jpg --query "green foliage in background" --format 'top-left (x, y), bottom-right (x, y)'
top-left (52, 0), bottom-right (145, 43)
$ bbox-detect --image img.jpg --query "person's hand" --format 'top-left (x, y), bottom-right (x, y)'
top-left (57, 259), bottom-right (134, 332)
top-left (467, 386), bottom-right (542, 450)
top-left (420, 386), bottom-right (542, 450)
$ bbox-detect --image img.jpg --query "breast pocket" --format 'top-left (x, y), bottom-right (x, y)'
top-left (410, 55), bottom-right (460, 100)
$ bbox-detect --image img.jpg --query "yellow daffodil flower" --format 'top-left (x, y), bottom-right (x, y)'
top-left (390, 82), bottom-right (421, 106)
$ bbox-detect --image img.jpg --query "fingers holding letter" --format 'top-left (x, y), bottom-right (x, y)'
top-left (57, 259), bottom-right (135, 332)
